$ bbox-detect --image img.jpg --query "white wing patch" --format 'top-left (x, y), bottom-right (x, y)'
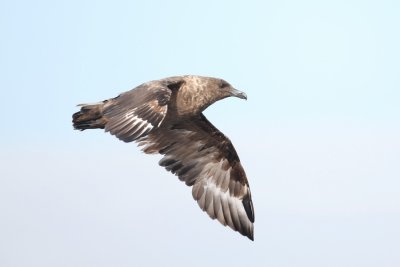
top-left (105, 100), bottom-right (169, 143)
top-left (125, 109), bottom-right (154, 135)
top-left (191, 159), bottom-right (253, 235)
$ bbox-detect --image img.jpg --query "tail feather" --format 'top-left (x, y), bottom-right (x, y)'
top-left (72, 102), bottom-right (107, 130)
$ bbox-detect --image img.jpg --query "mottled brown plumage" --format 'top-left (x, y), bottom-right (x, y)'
top-left (72, 75), bottom-right (254, 240)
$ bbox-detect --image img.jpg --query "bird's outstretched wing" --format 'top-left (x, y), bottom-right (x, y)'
top-left (139, 114), bottom-right (255, 240)
top-left (102, 78), bottom-right (184, 142)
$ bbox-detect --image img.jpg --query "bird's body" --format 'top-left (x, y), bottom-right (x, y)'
top-left (72, 75), bottom-right (255, 240)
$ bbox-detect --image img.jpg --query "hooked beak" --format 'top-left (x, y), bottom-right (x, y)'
top-left (230, 88), bottom-right (247, 100)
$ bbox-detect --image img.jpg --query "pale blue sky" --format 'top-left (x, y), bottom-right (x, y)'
top-left (1, 0), bottom-right (399, 266)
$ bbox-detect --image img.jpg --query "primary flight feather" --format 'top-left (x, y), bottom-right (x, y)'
top-left (72, 75), bottom-right (255, 240)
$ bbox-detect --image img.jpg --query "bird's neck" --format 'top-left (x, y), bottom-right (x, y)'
top-left (170, 85), bottom-right (214, 117)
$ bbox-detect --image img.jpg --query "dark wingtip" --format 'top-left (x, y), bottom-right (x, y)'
top-left (248, 232), bottom-right (254, 241)
top-left (242, 194), bottom-right (255, 223)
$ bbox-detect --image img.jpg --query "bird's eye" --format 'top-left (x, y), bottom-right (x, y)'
top-left (220, 81), bottom-right (229, 88)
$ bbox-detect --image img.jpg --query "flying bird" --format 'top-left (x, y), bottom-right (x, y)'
top-left (72, 75), bottom-right (255, 240)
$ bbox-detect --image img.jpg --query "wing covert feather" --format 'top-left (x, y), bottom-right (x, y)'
top-left (139, 114), bottom-right (255, 240)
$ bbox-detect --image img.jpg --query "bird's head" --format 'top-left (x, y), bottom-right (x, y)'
top-left (176, 75), bottom-right (247, 115)
top-left (199, 76), bottom-right (247, 112)
top-left (184, 76), bottom-right (247, 101)
top-left (216, 79), bottom-right (247, 101)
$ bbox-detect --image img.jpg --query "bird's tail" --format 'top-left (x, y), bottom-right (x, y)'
top-left (72, 102), bottom-right (107, 130)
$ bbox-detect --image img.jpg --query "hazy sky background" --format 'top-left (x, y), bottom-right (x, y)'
top-left (1, 0), bottom-right (399, 266)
